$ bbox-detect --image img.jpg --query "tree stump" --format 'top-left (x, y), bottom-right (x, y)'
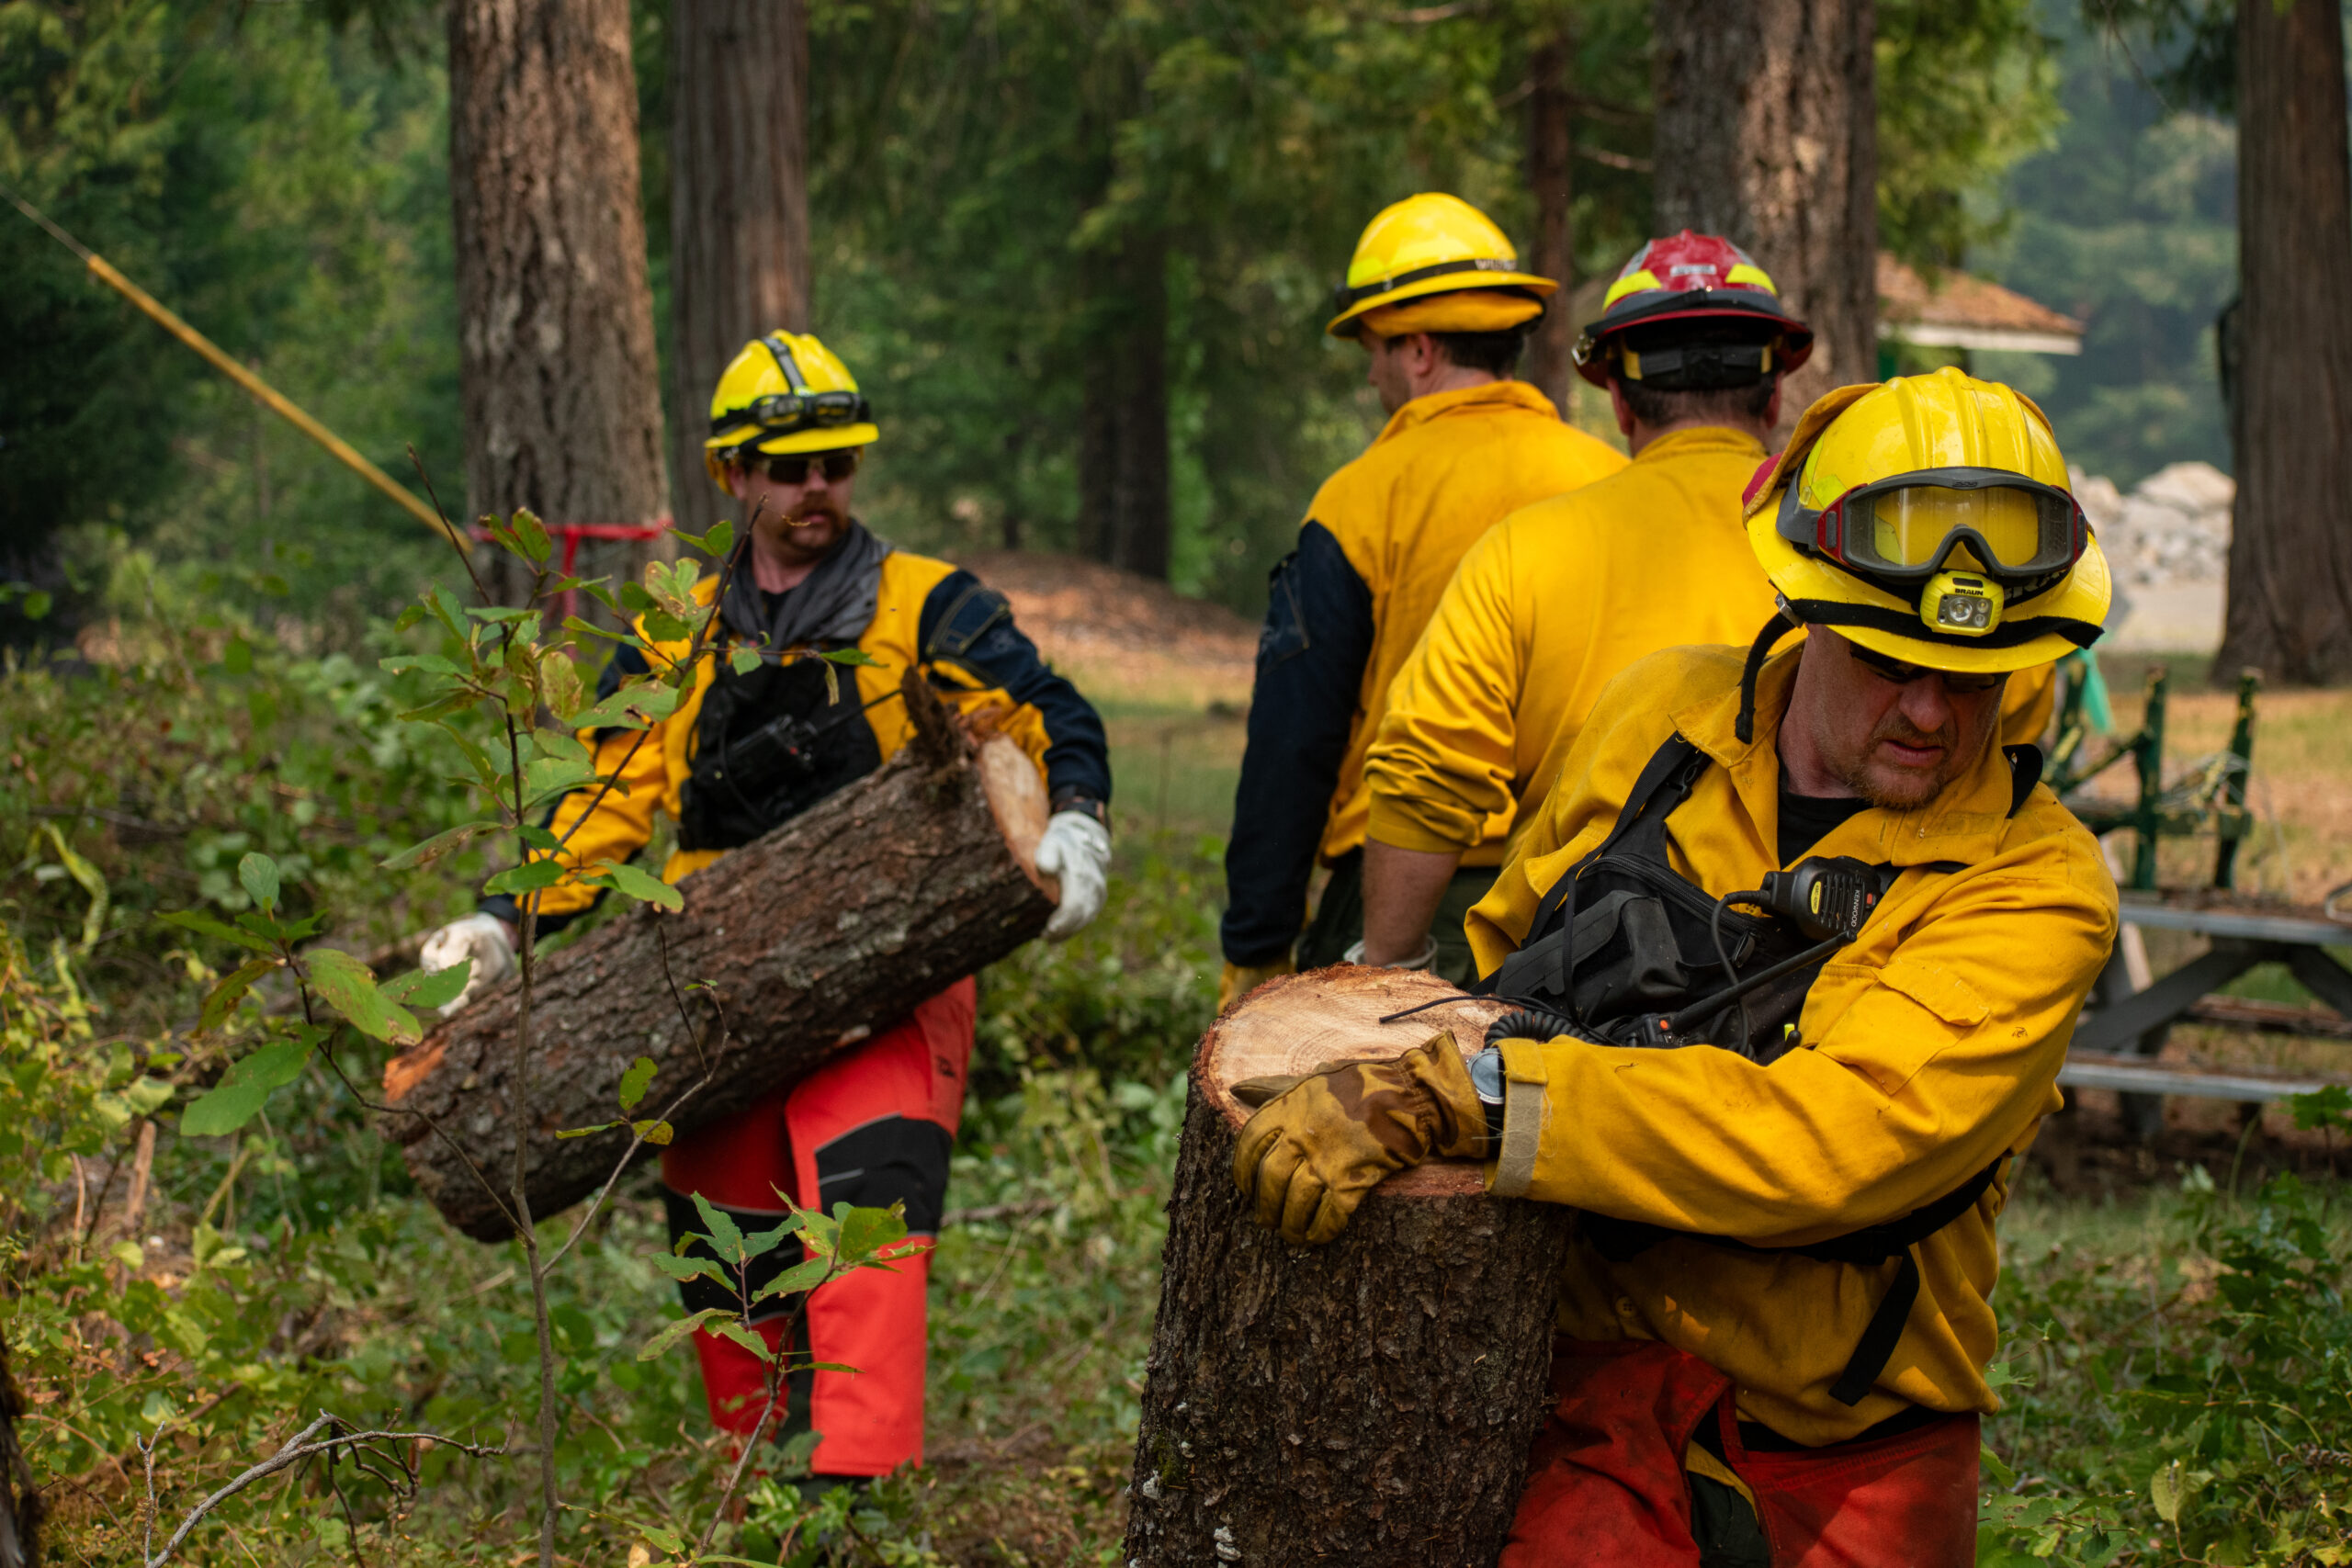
top-left (379, 677), bottom-right (1057, 1240)
top-left (1124, 967), bottom-right (1576, 1568)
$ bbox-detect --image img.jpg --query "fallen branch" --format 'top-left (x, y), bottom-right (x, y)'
top-left (140, 1411), bottom-right (503, 1568)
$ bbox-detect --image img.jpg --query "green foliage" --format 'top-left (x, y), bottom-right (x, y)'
top-left (1981, 1156), bottom-right (2352, 1566)
top-left (1878, 0), bottom-right (2064, 266)
top-left (1973, 6), bottom-right (2237, 486)
top-left (1, 0), bottom-right (461, 626)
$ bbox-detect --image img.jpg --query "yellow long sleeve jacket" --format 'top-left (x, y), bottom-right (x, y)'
top-left (1221, 381), bottom-right (1625, 965)
top-left (1364, 425), bottom-right (1775, 858)
top-left (498, 548), bottom-right (1106, 925)
top-left (1466, 645), bottom-right (2116, 1444)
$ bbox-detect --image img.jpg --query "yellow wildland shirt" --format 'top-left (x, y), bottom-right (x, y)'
top-left (1365, 425), bottom-right (1776, 859)
top-left (1220, 380), bottom-right (1624, 966)
top-left (1468, 644), bottom-right (2116, 1444)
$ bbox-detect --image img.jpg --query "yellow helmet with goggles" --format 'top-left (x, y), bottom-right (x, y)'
top-left (704, 331), bottom-right (878, 488)
top-left (1730, 367), bottom-right (2111, 739)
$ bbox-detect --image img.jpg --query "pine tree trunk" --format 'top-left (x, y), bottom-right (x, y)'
top-left (1650, 0), bottom-right (1878, 422)
top-left (380, 678), bottom-right (1058, 1241)
top-left (2216, 0), bottom-right (2352, 684)
top-left (447, 0), bottom-right (672, 604)
top-left (1079, 235), bottom-right (1171, 579)
top-left (1124, 969), bottom-right (1576, 1567)
top-left (667, 0), bottom-right (810, 545)
top-left (0, 1330), bottom-right (35, 1568)
top-left (1525, 28), bottom-right (1578, 414)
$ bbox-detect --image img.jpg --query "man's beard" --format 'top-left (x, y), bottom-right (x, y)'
top-left (1829, 711), bottom-right (1969, 809)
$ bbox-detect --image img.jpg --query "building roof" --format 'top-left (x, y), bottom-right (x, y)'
top-left (1876, 253), bottom-right (2084, 355)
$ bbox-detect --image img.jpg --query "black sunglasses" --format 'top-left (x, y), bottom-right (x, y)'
top-left (1847, 639), bottom-right (2006, 694)
top-left (755, 449), bottom-right (861, 485)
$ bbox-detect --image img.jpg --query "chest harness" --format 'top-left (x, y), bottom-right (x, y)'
top-left (1469, 730), bottom-right (2041, 1405)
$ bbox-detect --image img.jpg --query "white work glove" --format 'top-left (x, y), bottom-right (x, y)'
top-left (418, 911), bottom-right (516, 1016)
top-left (1033, 812), bottom-right (1112, 942)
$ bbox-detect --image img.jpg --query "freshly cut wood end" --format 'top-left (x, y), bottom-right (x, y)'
top-left (978, 734), bottom-right (1057, 900)
top-left (381, 1036), bottom-right (447, 1105)
top-left (1198, 966), bottom-right (1511, 1199)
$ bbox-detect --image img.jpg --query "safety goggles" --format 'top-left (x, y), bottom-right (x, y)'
top-left (710, 389), bottom-right (871, 439)
top-left (755, 448), bottom-right (860, 486)
top-left (1779, 468), bottom-right (2087, 588)
top-left (1847, 639), bottom-right (2006, 693)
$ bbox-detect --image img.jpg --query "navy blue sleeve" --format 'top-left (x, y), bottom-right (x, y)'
top-left (1220, 522), bottom-right (1374, 965)
top-left (917, 570), bottom-right (1113, 808)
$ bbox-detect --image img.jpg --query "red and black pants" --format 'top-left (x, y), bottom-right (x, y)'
top-left (657, 978), bottom-right (974, 1477)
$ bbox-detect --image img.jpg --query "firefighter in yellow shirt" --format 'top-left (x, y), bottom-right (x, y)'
top-left (1229, 369), bottom-right (2116, 1562)
top-left (1217, 193), bottom-right (1625, 1008)
top-left (1356, 231), bottom-right (1811, 967)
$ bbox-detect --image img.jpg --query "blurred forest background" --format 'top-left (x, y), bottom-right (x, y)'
top-left (1, 0), bottom-right (2236, 632)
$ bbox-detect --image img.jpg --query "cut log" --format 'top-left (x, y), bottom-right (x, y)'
top-left (1124, 967), bottom-right (1576, 1568)
top-left (381, 674), bottom-right (1057, 1241)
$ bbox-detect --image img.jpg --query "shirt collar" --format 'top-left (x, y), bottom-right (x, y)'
top-left (1374, 378), bottom-right (1562, 445)
top-left (1629, 425), bottom-right (1769, 466)
top-left (1672, 648), bottom-right (2023, 868)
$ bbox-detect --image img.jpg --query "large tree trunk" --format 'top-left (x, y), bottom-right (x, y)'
top-left (2216, 0), bottom-right (2352, 683)
top-left (1525, 27), bottom-right (1577, 414)
top-left (1079, 234), bottom-right (1171, 578)
top-left (448, 0), bottom-right (672, 604)
top-left (380, 677), bottom-right (1057, 1241)
top-left (667, 0), bottom-right (810, 545)
top-left (1124, 969), bottom-right (1575, 1567)
top-left (1650, 0), bottom-right (1878, 422)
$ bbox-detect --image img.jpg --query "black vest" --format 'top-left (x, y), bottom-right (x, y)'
top-left (678, 652), bottom-right (883, 852)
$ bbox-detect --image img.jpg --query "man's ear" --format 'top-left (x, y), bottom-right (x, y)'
top-left (1763, 375), bottom-right (1785, 432)
top-left (1608, 378), bottom-right (1636, 438)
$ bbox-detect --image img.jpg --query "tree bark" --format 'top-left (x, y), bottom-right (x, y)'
top-left (380, 678), bottom-right (1058, 1241)
top-left (1525, 28), bottom-right (1577, 414)
top-left (1124, 969), bottom-right (1576, 1567)
top-left (1650, 0), bottom-right (1878, 423)
top-left (1079, 234), bottom-right (1171, 579)
top-left (667, 0), bottom-right (810, 545)
top-left (2217, 0), bottom-right (2352, 683)
top-left (0, 1330), bottom-right (36, 1568)
top-left (448, 0), bottom-right (672, 604)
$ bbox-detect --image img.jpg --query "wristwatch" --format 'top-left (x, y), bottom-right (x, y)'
top-left (1468, 1047), bottom-right (1507, 1153)
top-left (1049, 787), bottom-right (1109, 829)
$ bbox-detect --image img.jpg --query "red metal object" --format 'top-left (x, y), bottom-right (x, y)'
top-left (469, 519), bottom-right (673, 622)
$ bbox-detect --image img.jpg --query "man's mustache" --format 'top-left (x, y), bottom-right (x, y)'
top-left (1870, 714), bottom-right (1951, 756)
top-left (783, 501), bottom-right (848, 530)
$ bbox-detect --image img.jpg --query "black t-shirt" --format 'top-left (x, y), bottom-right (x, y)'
top-left (1778, 769), bottom-right (1870, 863)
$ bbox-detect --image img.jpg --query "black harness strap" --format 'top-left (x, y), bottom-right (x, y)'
top-left (1479, 734), bottom-right (1711, 1002)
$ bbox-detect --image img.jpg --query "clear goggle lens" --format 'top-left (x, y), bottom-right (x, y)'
top-left (1860, 484), bottom-right (2069, 572)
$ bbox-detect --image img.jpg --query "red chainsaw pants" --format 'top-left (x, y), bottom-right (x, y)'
top-left (657, 978), bottom-right (973, 1477)
top-left (1502, 1338), bottom-right (1980, 1567)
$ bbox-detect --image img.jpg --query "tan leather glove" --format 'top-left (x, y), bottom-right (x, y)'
top-left (1217, 957), bottom-right (1295, 1017)
top-left (1229, 1033), bottom-right (1487, 1246)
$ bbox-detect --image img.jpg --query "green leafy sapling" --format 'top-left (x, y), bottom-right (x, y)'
top-left (636, 1193), bottom-right (914, 1564)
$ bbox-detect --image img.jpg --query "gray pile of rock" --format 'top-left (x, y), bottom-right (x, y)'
top-left (2071, 461), bottom-right (2233, 591)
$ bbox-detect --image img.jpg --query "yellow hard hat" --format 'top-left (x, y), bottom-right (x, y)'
top-left (1325, 193), bottom-right (1557, 339)
top-left (704, 331), bottom-right (879, 487)
top-left (1740, 367), bottom-right (2111, 680)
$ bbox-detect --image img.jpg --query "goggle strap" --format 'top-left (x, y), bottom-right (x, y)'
top-left (1784, 597), bottom-right (2103, 652)
top-left (761, 333), bottom-right (812, 394)
top-left (1331, 256), bottom-right (1523, 313)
